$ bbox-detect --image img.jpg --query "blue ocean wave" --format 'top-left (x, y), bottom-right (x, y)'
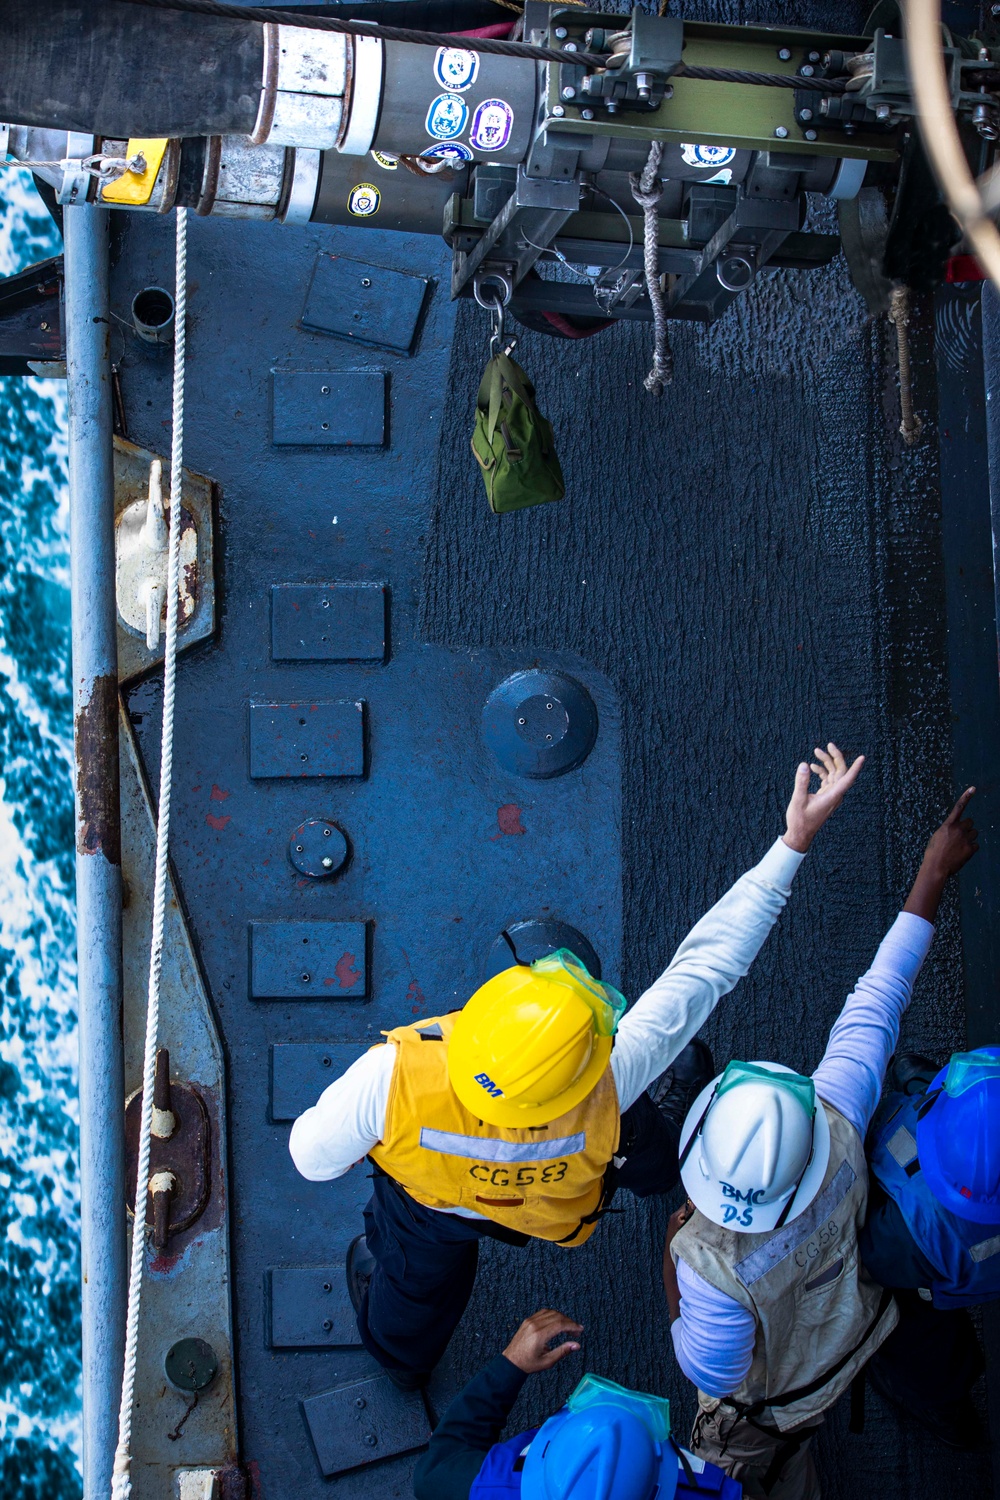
top-left (0, 169), bottom-right (80, 1499)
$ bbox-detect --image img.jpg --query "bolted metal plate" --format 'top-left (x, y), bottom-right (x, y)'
top-left (271, 1041), bottom-right (368, 1121)
top-left (271, 582), bottom-right (387, 663)
top-left (269, 1266), bottom-right (361, 1348)
top-left (288, 819), bottom-right (350, 879)
top-left (250, 921), bottom-right (368, 1000)
top-left (124, 1079), bottom-right (211, 1236)
top-left (302, 1374), bottom-right (431, 1479)
top-left (301, 252), bottom-right (432, 355)
top-left (485, 919), bottom-right (601, 980)
top-left (482, 670), bottom-right (598, 779)
top-left (271, 369), bottom-right (386, 447)
top-left (249, 700), bottom-right (365, 779)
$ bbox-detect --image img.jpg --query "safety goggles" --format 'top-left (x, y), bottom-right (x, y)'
top-left (566, 1373), bottom-right (671, 1443)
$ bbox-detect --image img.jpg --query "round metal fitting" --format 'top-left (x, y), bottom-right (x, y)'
top-left (482, 670), bottom-right (598, 779)
top-left (777, 46), bottom-right (792, 60)
top-left (774, 124), bottom-right (789, 139)
top-left (288, 820), bottom-right (349, 878)
top-left (485, 919), bottom-right (602, 981)
top-left (132, 286), bottom-right (175, 346)
top-left (473, 269), bottom-right (513, 310)
top-left (165, 1337), bottom-right (218, 1393)
top-left (716, 254), bottom-right (754, 292)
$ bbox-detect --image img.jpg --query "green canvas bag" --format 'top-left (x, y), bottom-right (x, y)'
top-left (470, 350), bottom-right (565, 513)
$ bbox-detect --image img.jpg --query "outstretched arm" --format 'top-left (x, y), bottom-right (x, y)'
top-left (612, 745), bottom-right (865, 1111)
top-left (814, 789), bottom-right (979, 1136)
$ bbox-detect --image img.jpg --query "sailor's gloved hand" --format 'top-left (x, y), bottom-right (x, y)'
top-left (503, 1309), bottom-right (583, 1373)
top-left (904, 788), bottom-right (979, 923)
top-left (783, 741), bottom-right (865, 853)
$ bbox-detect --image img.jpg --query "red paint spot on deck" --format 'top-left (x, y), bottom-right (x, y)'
top-left (496, 804), bottom-right (526, 836)
top-left (206, 813), bottom-right (231, 831)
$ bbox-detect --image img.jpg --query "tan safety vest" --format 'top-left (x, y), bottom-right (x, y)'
top-left (368, 1012), bottom-right (620, 1245)
top-left (671, 1102), bottom-right (898, 1430)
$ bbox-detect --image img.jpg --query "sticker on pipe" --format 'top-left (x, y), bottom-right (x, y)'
top-left (348, 182), bottom-right (381, 217)
top-left (470, 98), bottom-right (514, 153)
top-left (434, 47), bottom-right (480, 91)
top-left (425, 93), bottom-right (470, 140)
top-left (421, 142), bottom-right (473, 163)
top-left (371, 151), bottom-right (399, 171)
top-left (680, 143), bottom-right (737, 169)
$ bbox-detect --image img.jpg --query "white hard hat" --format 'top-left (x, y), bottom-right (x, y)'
top-left (679, 1061), bottom-right (831, 1233)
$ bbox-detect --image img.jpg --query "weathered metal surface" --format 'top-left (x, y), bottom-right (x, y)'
top-left (249, 920), bottom-right (369, 1000)
top-left (118, 704), bottom-right (237, 1496)
top-left (248, 699), bottom-right (366, 778)
top-left (113, 435), bottom-right (216, 684)
top-left (271, 581), bottom-right (387, 662)
top-left (271, 368), bottom-right (387, 446)
top-left (270, 1043), bottom-right (368, 1122)
top-left (301, 1374), bottom-right (431, 1478)
top-left (75, 671), bottom-right (122, 863)
top-left (301, 252), bottom-right (432, 355)
top-left (269, 1267), bottom-right (362, 1348)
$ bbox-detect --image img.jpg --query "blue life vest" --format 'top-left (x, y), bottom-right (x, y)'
top-left (468, 1430), bottom-right (742, 1499)
top-left (867, 1090), bottom-right (1000, 1310)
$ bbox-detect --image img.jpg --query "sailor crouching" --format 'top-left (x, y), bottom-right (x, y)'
top-left (288, 743), bottom-right (862, 1391)
top-left (663, 788), bottom-right (979, 1500)
top-left (413, 1307), bottom-right (742, 1500)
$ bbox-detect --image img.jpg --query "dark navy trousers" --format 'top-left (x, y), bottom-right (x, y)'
top-left (357, 1093), bottom-right (679, 1377)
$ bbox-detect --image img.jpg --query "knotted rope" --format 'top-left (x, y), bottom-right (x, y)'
top-left (630, 141), bottom-right (672, 396)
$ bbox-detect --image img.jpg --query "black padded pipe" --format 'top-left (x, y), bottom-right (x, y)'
top-left (0, 0), bottom-right (264, 137)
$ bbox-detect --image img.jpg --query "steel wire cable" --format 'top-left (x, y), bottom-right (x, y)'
top-left (115, 0), bottom-right (851, 89)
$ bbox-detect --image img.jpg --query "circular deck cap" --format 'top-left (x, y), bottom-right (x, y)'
top-left (482, 670), bottom-right (597, 779)
top-left (485, 919), bottom-right (601, 980)
top-left (289, 820), bottom-right (349, 879)
top-left (165, 1337), bottom-right (218, 1392)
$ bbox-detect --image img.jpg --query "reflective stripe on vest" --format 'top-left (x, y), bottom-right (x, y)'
top-left (368, 1012), bottom-right (620, 1245)
top-left (672, 1102), bottom-right (898, 1431)
top-left (868, 1089), bottom-right (1000, 1309)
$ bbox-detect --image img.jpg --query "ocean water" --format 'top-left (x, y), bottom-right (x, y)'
top-left (0, 172), bottom-right (80, 1497)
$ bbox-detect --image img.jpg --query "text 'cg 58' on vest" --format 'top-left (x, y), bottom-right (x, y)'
top-left (867, 1088), bottom-right (1000, 1310)
top-left (367, 1012), bottom-right (621, 1245)
top-left (672, 1102), bottom-right (898, 1430)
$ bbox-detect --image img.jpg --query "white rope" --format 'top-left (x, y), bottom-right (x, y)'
top-left (110, 205), bottom-right (187, 1500)
top-left (629, 141), bottom-right (673, 396)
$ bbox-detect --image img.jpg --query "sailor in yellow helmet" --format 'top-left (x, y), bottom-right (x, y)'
top-left (289, 744), bottom-right (863, 1390)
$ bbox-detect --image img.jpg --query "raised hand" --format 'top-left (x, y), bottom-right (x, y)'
top-left (903, 789), bottom-right (979, 923)
top-left (783, 742), bottom-right (866, 853)
top-left (502, 1309), bottom-right (583, 1373)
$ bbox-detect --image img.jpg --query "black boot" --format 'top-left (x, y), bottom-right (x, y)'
top-left (649, 1040), bottom-right (714, 1138)
top-left (345, 1235), bottom-right (429, 1392)
top-left (888, 1052), bottom-right (939, 1096)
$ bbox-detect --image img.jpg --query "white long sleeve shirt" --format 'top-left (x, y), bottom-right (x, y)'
top-left (289, 837), bottom-right (805, 1215)
top-left (670, 910), bottom-right (935, 1398)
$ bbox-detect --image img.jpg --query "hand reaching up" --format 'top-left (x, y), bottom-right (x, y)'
top-left (783, 742), bottom-right (866, 853)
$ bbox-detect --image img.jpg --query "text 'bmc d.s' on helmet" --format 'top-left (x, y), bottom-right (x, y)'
top-left (447, 949), bottom-right (626, 1127)
top-left (679, 1061), bottom-right (831, 1233)
top-left (917, 1047), bottom-right (1000, 1223)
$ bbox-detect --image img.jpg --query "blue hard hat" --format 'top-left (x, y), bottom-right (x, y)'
top-left (521, 1401), bottom-right (678, 1500)
top-left (917, 1047), bottom-right (1000, 1224)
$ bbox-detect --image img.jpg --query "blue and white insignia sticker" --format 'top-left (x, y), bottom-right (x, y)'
top-left (421, 142), bottom-right (474, 163)
top-left (704, 168), bottom-right (733, 185)
top-left (370, 150), bottom-right (398, 171)
top-left (470, 98), bottom-right (514, 153)
top-left (347, 182), bottom-right (380, 217)
top-left (434, 46), bottom-right (480, 91)
top-left (680, 143), bottom-right (737, 169)
top-left (425, 92), bottom-right (469, 141)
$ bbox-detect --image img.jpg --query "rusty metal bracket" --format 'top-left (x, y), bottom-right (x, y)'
top-left (125, 1048), bottom-right (211, 1248)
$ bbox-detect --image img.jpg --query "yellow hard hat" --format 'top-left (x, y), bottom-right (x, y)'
top-left (447, 949), bottom-right (625, 1126)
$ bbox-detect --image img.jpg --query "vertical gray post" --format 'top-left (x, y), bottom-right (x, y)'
top-left (64, 202), bottom-right (125, 1500)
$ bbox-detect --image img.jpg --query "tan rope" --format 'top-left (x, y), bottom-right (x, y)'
top-left (888, 285), bottom-right (923, 447)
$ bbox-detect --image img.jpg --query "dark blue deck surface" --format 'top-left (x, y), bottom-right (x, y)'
top-left (112, 4), bottom-right (995, 1493)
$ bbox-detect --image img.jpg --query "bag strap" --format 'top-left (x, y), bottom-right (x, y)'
top-left (726, 1287), bottom-right (894, 1421)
